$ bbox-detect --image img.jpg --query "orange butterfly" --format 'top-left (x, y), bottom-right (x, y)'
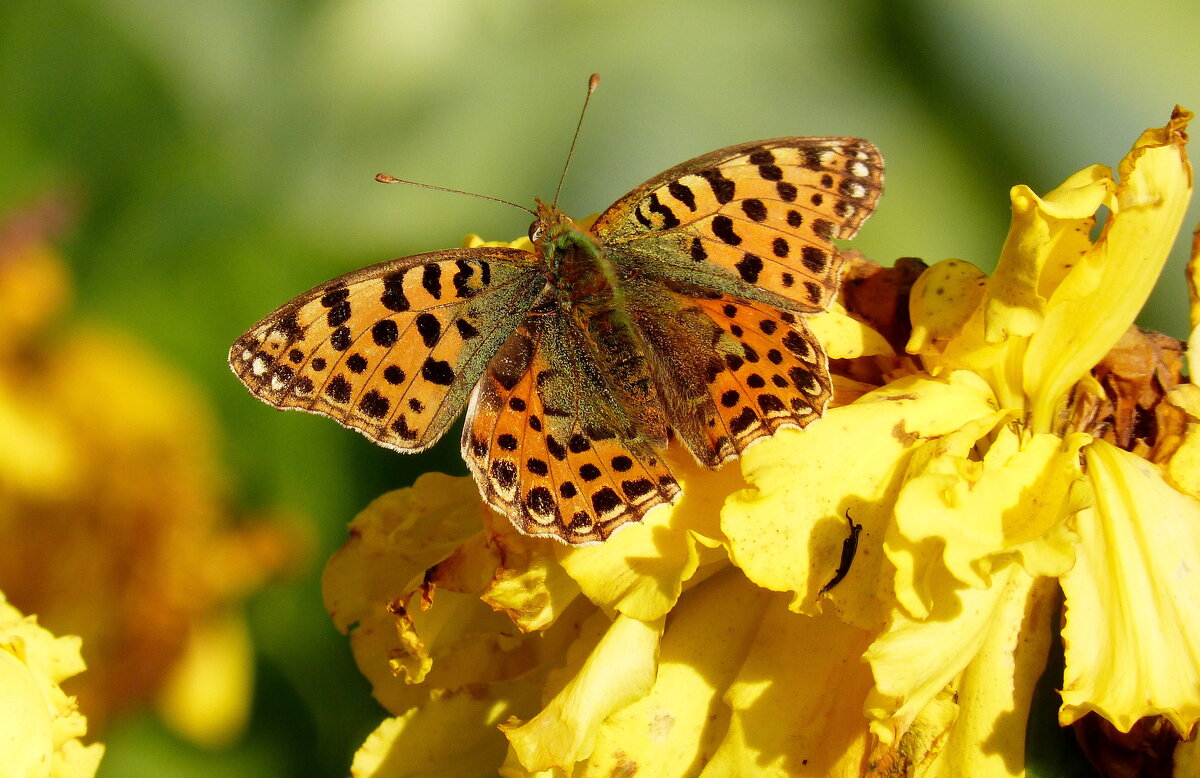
top-left (231, 109), bottom-right (881, 544)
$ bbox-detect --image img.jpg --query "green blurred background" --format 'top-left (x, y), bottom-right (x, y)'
top-left (2, 1), bottom-right (1197, 775)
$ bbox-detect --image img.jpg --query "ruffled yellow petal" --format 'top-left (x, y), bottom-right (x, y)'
top-left (921, 575), bottom-right (1057, 777)
top-left (1059, 439), bottom-right (1200, 735)
top-left (865, 563), bottom-right (1046, 752)
top-left (890, 422), bottom-right (1086, 618)
top-left (555, 450), bottom-right (731, 621)
top-left (724, 371), bottom-right (999, 628)
top-left (0, 592), bottom-right (103, 777)
top-left (322, 475), bottom-right (512, 710)
top-left (986, 166), bottom-right (1113, 342)
top-left (1025, 110), bottom-right (1192, 432)
top-left (700, 599), bottom-right (874, 776)
top-left (502, 613), bottom-right (663, 773)
top-left (479, 520), bottom-right (582, 633)
top-left (351, 683), bottom-right (540, 778)
top-left (581, 567), bottom-right (771, 778)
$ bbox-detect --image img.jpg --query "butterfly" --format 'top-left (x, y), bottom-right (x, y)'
top-left (230, 136), bottom-right (882, 544)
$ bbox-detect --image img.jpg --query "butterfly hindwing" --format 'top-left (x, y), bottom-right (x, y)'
top-left (592, 137), bottom-right (882, 312)
top-left (230, 247), bottom-right (543, 452)
top-left (462, 308), bottom-right (681, 544)
top-left (684, 294), bottom-right (832, 457)
top-left (619, 275), bottom-right (833, 469)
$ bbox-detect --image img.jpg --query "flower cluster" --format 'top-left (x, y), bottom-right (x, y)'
top-left (322, 110), bottom-right (1199, 776)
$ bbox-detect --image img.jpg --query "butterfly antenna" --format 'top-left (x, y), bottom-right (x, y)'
top-left (552, 73), bottom-right (600, 207)
top-left (374, 174), bottom-right (535, 216)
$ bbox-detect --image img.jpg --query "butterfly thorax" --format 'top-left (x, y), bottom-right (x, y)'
top-left (531, 198), bottom-right (668, 443)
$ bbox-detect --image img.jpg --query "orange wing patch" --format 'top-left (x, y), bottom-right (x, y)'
top-left (687, 294), bottom-right (833, 461)
top-left (230, 248), bottom-right (542, 452)
top-left (463, 319), bottom-right (681, 544)
top-left (593, 137), bottom-right (882, 312)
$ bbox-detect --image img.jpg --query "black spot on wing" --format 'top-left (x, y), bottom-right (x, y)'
top-left (330, 326), bottom-right (351, 351)
top-left (699, 169), bottom-right (736, 204)
top-left (372, 320), bottom-right (399, 347)
top-left (422, 263), bottom-right (442, 299)
top-left (735, 253), bottom-right (763, 284)
top-left (712, 215), bottom-right (741, 246)
top-left (321, 288), bottom-right (350, 307)
top-left (382, 272), bottom-right (410, 312)
top-left (415, 313), bottom-right (442, 348)
top-left (668, 181), bottom-right (696, 211)
top-left (421, 358), bottom-right (455, 385)
top-left (646, 192), bottom-right (680, 229)
top-left (359, 390), bottom-right (390, 419)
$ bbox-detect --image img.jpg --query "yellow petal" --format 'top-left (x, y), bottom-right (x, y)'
top-left (1187, 221), bottom-right (1200, 380)
top-left (924, 575), bottom-right (1057, 777)
top-left (906, 258), bottom-right (989, 372)
top-left (502, 613), bottom-right (663, 772)
top-left (1176, 734), bottom-right (1200, 778)
top-left (724, 371), bottom-right (999, 628)
top-left (480, 520), bottom-right (582, 633)
top-left (890, 423), bottom-right (1086, 618)
top-left (700, 599), bottom-right (874, 776)
top-left (556, 450), bottom-right (732, 621)
top-left (322, 475), bottom-right (517, 710)
top-left (581, 567), bottom-right (772, 778)
top-left (463, 234), bottom-right (534, 252)
top-left (1059, 439), bottom-right (1200, 735)
top-left (323, 474), bottom-right (485, 642)
top-left (0, 592), bottom-right (103, 777)
top-left (351, 683), bottom-right (540, 778)
top-left (986, 167), bottom-right (1113, 342)
top-left (0, 645), bottom-right (56, 777)
top-left (155, 609), bottom-right (253, 749)
top-left (1162, 417), bottom-right (1200, 501)
top-left (809, 304), bottom-right (895, 359)
top-left (1025, 110), bottom-right (1193, 432)
top-left (865, 563), bottom-right (1044, 751)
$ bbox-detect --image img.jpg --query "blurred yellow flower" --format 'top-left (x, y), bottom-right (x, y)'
top-left (323, 109), bottom-right (1199, 777)
top-left (0, 203), bottom-right (304, 747)
top-left (0, 589), bottom-right (104, 777)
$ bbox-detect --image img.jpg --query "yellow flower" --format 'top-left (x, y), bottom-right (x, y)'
top-left (0, 589), bottom-right (104, 777)
top-left (0, 210), bottom-right (303, 747)
top-left (324, 109), bottom-right (1199, 776)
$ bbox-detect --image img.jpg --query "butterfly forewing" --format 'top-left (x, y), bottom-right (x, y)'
top-left (229, 247), bottom-right (543, 452)
top-left (462, 309), bottom-right (681, 544)
top-left (592, 137), bottom-right (882, 312)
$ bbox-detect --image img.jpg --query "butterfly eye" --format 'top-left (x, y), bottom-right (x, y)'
top-left (528, 221), bottom-right (544, 242)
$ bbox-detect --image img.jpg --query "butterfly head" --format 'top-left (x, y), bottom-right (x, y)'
top-left (529, 198), bottom-right (574, 246)
top-left (529, 196), bottom-right (601, 271)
